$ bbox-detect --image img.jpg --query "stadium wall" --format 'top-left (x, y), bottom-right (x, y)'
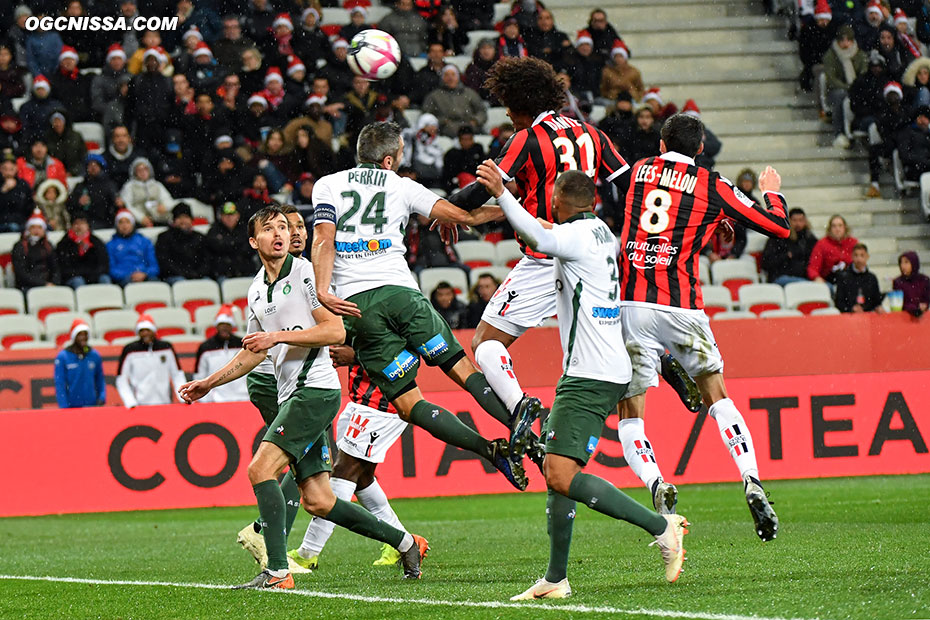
top-left (1, 313), bottom-right (928, 516)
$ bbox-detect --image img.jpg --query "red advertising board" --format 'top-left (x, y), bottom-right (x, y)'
top-left (1, 370), bottom-right (927, 517)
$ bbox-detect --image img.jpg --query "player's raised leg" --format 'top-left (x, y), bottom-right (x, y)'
top-left (618, 395), bottom-right (676, 514)
top-left (695, 372), bottom-right (778, 542)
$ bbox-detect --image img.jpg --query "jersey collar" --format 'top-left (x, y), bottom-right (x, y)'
top-left (264, 252), bottom-right (294, 287)
top-left (659, 151), bottom-right (696, 166)
top-left (532, 110), bottom-right (557, 127)
top-left (562, 211), bottom-right (597, 224)
top-left (357, 162), bottom-right (383, 169)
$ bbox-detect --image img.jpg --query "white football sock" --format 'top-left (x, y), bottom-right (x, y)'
top-left (298, 477), bottom-right (356, 558)
top-left (356, 478), bottom-right (407, 533)
top-left (398, 532), bottom-right (414, 552)
top-left (618, 417), bottom-right (663, 491)
top-left (474, 339), bottom-right (524, 413)
top-left (708, 398), bottom-right (760, 482)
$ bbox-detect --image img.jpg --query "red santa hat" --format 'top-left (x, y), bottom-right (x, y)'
top-left (643, 87), bottom-right (663, 106)
top-left (273, 12), bottom-right (294, 31)
top-left (135, 313), bottom-right (157, 334)
top-left (301, 7), bottom-right (320, 23)
top-left (575, 30), bottom-right (593, 47)
top-left (192, 41), bottom-right (213, 58)
top-left (610, 40), bottom-right (629, 60)
top-left (682, 99), bottom-right (701, 118)
top-left (106, 43), bottom-right (126, 62)
top-left (115, 208), bottom-right (135, 226)
top-left (248, 92), bottom-right (268, 108)
top-left (305, 94), bottom-right (326, 107)
top-left (142, 46), bottom-right (167, 62)
top-left (59, 45), bottom-right (79, 63)
top-left (894, 8), bottom-right (909, 24)
top-left (69, 319), bottom-right (90, 343)
top-left (25, 208), bottom-right (47, 231)
top-left (183, 25), bottom-right (203, 41)
top-left (32, 74), bottom-right (50, 93)
top-left (213, 304), bottom-right (236, 327)
top-left (865, 0), bottom-right (883, 17)
top-left (883, 81), bottom-right (903, 99)
top-left (814, 0), bottom-right (832, 20)
top-left (350, 6), bottom-right (367, 17)
top-left (264, 66), bottom-right (283, 84)
top-left (332, 38), bottom-right (349, 51)
top-left (286, 55), bottom-right (306, 77)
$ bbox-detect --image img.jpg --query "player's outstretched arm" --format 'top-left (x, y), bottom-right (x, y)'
top-left (310, 220), bottom-right (361, 318)
top-left (242, 306), bottom-right (345, 351)
top-left (178, 348), bottom-right (265, 403)
top-left (713, 165), bottom-right (790, 239)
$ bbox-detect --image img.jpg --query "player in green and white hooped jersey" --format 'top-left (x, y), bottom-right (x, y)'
top-left (310, 121), bottom-right (529, 491)
top-left (237, 205), bottom-right (313, 574)
top-left (180, 206), bottom-right (425, 588)
top-left (474, 163), bottom-right (691, 599)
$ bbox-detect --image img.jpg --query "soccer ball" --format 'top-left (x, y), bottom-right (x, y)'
top-left (347, 29), bottom-right (401, 80)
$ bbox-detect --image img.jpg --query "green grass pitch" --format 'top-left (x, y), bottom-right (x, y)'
top-left (1, 475), bottom-right (927, 620)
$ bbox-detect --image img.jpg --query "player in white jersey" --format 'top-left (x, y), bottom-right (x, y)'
top-left (474, 163), bottom-right (690, 600)
top-left (180, 206), bottom-right (426, 588)
top-left (311, 121), bottom-right (536, 492)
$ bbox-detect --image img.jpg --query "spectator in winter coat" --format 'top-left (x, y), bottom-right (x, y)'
top-left (194, 305), bottom-right (249, 402)
top-left (422, 65), bottom-right (487, 137)
top-left (128, 48), bottom-right (174, 152)
top-left (411, 43), bottom-right (447, 106)
top-left (155, 202), bottom-right (207, 284)
top-left (25, 21), bottom-right (63, 79)
top-left (877, 24), bottom-right (916, 82)
top-left (464, 39), bottom-right (499, 102)
top-left (291, 125), bottom-right (336, 180)
top-left (12, 209), bottom-right (60, 291)
top-left (902, 56), bottom-right (930, 112)
top-left (808, 214), bottom-right (858, 285)
top-left (824, 25), bottom-right (868, 148)
top-left (19, 75), bottom-right (62, 143)
top-left (762, 207), bottom-right (818, 285)
top-left (834, 243), bottom-right (884, 312)
top-left (849, 51), bottom-right (888, 131)
top-left (451, 0), bottom-right (495, 30)
top-left (107, 209), bottom-right (159, 284)
top-left (497, 18), bottom-right (529, 58)
top-left (198, 147), bottom-right (243, 206)
top-left (0, 153), bottom-right (34, 233)
top-left (865, 81), bottom-right (911, 197)
top-left (120, 157), bottom-right (174, 226)
top-left (92, 45), bottom-right (131, 134)
top-left (104, 126), bottom-right (146, 189)
top-left (599, 41), bottom-right (643, 102)
top-left (48, 46), bottom-right (92, 122)
top-left (624, 106), bottom-right (661, 164)
top-left (214, 16), bottom-right (255, 70)
top-left (116, 313), bottom-right (187, 408)
top-left (0, 43), bottom-right (27, 105)
top-left (429, 6), bottom-right (470, 56)
top-left (587, 9), bottom-right (625, 59)
top-left (562, 32), bottom-right (605, 102)
top-left (7, 6), bottom-right (31, 70)
top-left (54, 319), bottom-right (106, 409)
top-left (430, 281), bottom-right (467, 330)
top-left (798, 0), bottom-right (836, 91)
top-left (170, 0), bottom-right (222, 48)
top-left (45, 111), bottom-right (87, 177)
top-left (34, 177), bottom-right (69, 231)
top-left (57, 214), bottom-right (111, 288)
top-left (443, 125), bottom-right (486, 193)
top-left (525, 9), bottom-right (572, 69)
top-left (466, 272), bottom-right (501, 328)
top-left (379, 0), bottom-right (430, 58)
top-left (206, 201), bottom-right (254, 280)
top-left (898, 105), bottom-right (930, 181)
top-left (340, 6), bottom-right (372, 43)
top-left (292, 9), bottom-right (329, 68)
top-left (599, 91), bottom-right (635, 147)
top-left (16, 138), bottom-right (67, 189)
top-left (402, 113), bottom-right (445, 187)
top-left (894, 250), bottom-right (930, 316)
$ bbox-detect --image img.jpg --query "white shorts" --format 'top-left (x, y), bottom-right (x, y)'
top-left (334, 402), bottom-right (408, 464)
top-left (480, 256), bottom-right (557, 338)
top-left (621, 305), bottom-right (725, 398)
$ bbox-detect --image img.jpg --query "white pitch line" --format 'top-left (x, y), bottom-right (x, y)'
top-left (0, 574), bottom-right (817, 620)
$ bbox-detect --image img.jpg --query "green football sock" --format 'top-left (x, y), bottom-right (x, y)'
top-left (544, 489), bottom-right (576, 583)
top-left (567, 472), bottom-right (667, 536)
top-left (324, 498), bottom-right (405, 548)
top-left (464, 372), bottom-right (513, 426)
top-left (252, 479), bottom-right (288, 571)
top-left (410, 399), bottom-right (493, 460)
top-left (281, 473), bottom-right (301, 536)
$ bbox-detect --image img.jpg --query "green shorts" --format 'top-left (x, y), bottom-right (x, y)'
top-left (262, 386), bottom-right (340, 482)
top-left (247, 371), bottom-right (279, 426)
top-left (544, 375), bottom-right (628, 465)
top-left (343, 285), bottom-right (464, 401)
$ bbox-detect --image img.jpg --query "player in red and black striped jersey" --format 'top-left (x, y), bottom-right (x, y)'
top-left (292, 345), bottom-right (413, 569)
top-left (614, 114), bottom-right (784, 541)
top-left (447, 57), bottom-right (628, 439)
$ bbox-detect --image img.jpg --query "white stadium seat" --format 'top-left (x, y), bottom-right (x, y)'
top-left (221, 277), bottom-right (254, 313)
top-left (124, 281), bottom-right (172, 313)
top-left (710, 259), bottom-right (759, 300)
top-left (148, 307), bottom-right (194, 336)
top-left (46, 311), bottom-right (94, 346)
top-left (194, 303), bottom-right (245, 336)
top-left (27, 285), bottom-right (76, 322)
top-left (93, 310), bottom-right (139, 343)
top-left (8, 340), bottom-right (56, 350)
top-left (701, 285), bottom-right (732, 317)
top-left (784, 281), bottom-right (833, 314)
top-left (486, 107), bottom-right (511, 131)
top-left (468, 266), bottom-right (512, 289)
top-left (495, 239), bottom-right (523, 267)
top-left (712, 311), bottom-right (757, 321)
top-left (455, 240), bottom-right (496, 269)
top-left (0, 314), bottom-right (43, 349)
top-left (73, 122), bottom-right (105, 152)
top-left (810, 307), bottom-right (841, 316)
top-left (76, 283), bottom-right (125, 315)
top-left (738, 283), bottom-right (785, 315)
top-left (759, 309), bottom-right (804, 319)
top-left (321, 7), bottom-right (351, 24)
top-left (418, 267), bottom-right (469, 302)
top-left (172, 279), bottom-right (221, 320)
top-left (0, 289), bottom-right (25, 315)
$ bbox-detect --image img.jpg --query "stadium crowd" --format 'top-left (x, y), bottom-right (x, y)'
top-left (0, 0), bottom-right (927, 332)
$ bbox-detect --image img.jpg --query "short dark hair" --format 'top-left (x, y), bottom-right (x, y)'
top-left (357, 121), bottom-right (402, 164)
top-left (660, 113), bottom-right (704, 158)
top-left (554, 170), bottom-right (596, 210)
top-left (853, 242), bottom-right (869, 253)
top-left (248, 204), bottom-right (286, 238)
top-left (484, 57), bottom-right (565, 119)
top-left (279, 203), bottom-right (299, 216)
top-left (788, 207), bottom-right (806, 218)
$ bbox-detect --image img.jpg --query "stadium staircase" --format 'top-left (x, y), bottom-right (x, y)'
top-left (551, 0), bottom-right (928, 287)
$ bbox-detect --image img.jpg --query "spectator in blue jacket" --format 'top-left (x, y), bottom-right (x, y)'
top-left (107, 208), bottom-right (159, 285)
top-left (25, 18), bottom-right (63, 79)
top-left (54, 319), bottom-right (105, 408)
